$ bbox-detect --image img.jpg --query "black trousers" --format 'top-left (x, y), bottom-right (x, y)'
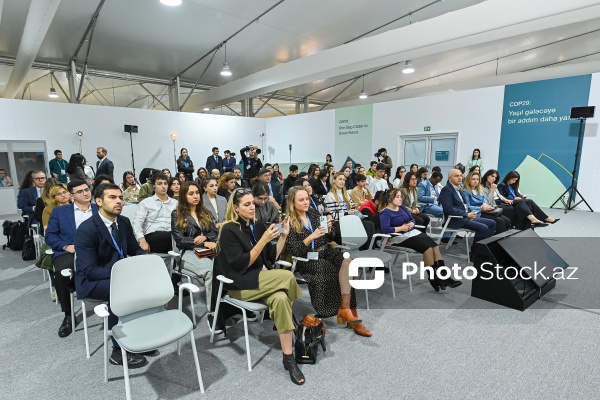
top-left (503, 199), bottom-right (548, 229)
top-left (54, 253), bottom-right (75, 316)
top-left (480, 212), bottom-right (512, 233)
top-left (412, 213), bottom-right (430, 233)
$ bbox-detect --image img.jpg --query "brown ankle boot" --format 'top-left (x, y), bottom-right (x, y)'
top-left (348, 308), bottom-right (372, 337)
top-left (337, 294), bottom-right (361, 325)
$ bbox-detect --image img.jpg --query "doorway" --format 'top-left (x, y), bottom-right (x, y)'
top-left (398, 133), bottom-right (458, 179)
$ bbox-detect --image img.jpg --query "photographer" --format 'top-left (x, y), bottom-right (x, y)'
top-left (240, 145), bottom-right (263, 183)
top-left (375, 147), bottom-right (393, 180)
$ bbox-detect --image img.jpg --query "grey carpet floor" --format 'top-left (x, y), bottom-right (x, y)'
top-left (1, 208), bottom-right (599, 400)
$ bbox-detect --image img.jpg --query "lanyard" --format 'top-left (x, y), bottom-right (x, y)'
top-left (310, 196), bottom-right (318, 210)
top-left (303, 220), bottom-right (315, 249)
top-left (337, 194), bottom-right (348, 211)
top-left (109, 231), bottom-right (124, 259)
top-left (249, 223), bottom-right (258, 245)
top-left (508, 185), bottom-right (516, 199)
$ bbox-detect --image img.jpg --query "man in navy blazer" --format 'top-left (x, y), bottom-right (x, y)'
top-left (205, 147), bottom-right (223, 174)
top-left (417, 171), bottom-right (444, 218)
top-left (74, 183), bottom-right (147, 368)
top-left (45, 179), bottom-right (96, 337)
top-left (438, 169), bottom-right (495, 246)
top-left (17, 170), bottom-right (46, 226)
top-left (95, 147), bottom-right (114, 178)
top-left (222, 150), bottom-right (236, 173)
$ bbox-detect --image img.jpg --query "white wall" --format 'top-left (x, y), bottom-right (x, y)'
top-left (0, 99), bottom-right (265, 215)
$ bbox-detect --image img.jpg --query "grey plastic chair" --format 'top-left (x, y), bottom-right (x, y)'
top-left (436, 215), bottom-right (475, 262)
top-left (94, 254), bottom-right (204, 399)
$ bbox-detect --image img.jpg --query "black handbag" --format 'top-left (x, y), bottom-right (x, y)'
top-left (293, 314), bottom-right (326, 364)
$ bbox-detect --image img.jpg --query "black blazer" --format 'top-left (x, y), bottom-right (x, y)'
top-left (170, 210), bottom-right (218, 255)
top-left (497, 182), bottom-right (520, 200)
top-left (216, 218), bottom-right (276, 290)
top-left (177, 157), bottom-right (195, 182)
top-left (74, 211), bottom-right (144, 299)
top-left (438, 182), bottom-right (470, 228)
top-left (311, 178), bottom-right (330, 196)
top-left (96, 158), bottom-right (114, 178)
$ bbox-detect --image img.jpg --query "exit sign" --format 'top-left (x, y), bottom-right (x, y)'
top-left (424, 126), bottom-right (431, 131)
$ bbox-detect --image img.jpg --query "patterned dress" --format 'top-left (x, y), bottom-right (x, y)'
top-left (285, 212), bottom-right (357, 317)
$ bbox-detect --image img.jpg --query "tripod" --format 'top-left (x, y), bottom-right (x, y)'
top-left (550, 118), bottom-right (593, 213)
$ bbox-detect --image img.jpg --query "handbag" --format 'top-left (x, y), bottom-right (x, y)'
top-left (35, 243), bottom-right (54, 270)
top-left (194, 247), bottom-right (216, 259)
top-left (293, 314), bottom-right (326, 364)
top-left (484, 206), bottom-right (503, 216)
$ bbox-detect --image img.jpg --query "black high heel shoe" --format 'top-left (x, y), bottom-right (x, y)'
top-left (547, 218), bottom-right (560, 224)
top-left (531, 221), bottom-right (549, 227)
top-left (428, 270), bottom-right (444, 292)
top-left (283, 354), bottom-right (305, 385)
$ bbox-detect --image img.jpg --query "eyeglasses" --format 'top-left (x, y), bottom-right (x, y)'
top-left (255, 196), bottom-right (269, 202)
top-left (33, 177), bottom-right (46, 181)
top-left (72, 188), bottom-right (91, 195)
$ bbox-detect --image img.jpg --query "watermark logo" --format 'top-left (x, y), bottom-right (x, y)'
top-left (345, 252), bottom-right (385, 290)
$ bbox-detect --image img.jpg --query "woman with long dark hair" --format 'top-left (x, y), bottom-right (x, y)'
top-left (66, 153), bottom-right (87, 183)
top-left (177, 148), bottom-right (195, 182)
top-left (399, 172), bottom-right (430, 231)
top-left (467, 148), bottom-right (484, 171)
top-left (171, 181), bottom-right (218, 308)
top-left (216, 188), bottom-right (304, 384)
top-left (392, 166), bottom-right (406, 189)
top-left (495, 170), bottom-right (558, 227)
top-left (379, 188), bottom-right (460, 291)
top-left (168, 177), bottom-right (181, 200)
top-left (285, 186), bottom-right (371, 337)
top-left (120, 171), bottom-right (140, 204)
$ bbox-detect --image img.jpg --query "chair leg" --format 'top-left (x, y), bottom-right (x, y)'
top-left (362, 268), bottom-right (370, 310)
top-left (70, 293), bottom-right (75, 332)
top-left (466, 235), bottom-right (471, 263)
top-left (82, 302), bottom-right (91, 359)
top-left (103, 317), bottom-right (109, 382)
top-left (241, 309), bottom-right (252, 371)
top-left (388, 259), bottom-right (396, 299)
top-left (42, 268), bottom-right (47, 282)
top-left (210, 296), bottom-right (222, 344)
top-left (121, 347), bottom-right (132, 400)
top-left (189, 330), bottom-right (205, 393)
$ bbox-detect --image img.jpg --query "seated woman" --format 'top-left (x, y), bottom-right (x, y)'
top-left (202, 178), bottom-right (227, 227)
top-left (121, 171), bottom-right (141, 204)
top-left (399, 172), bottom-right (430, 232)
top-left (295, 178), bottom-right (330, 216)
top-left (217, 172), bottom-right (236, 201)
top-left (324, 172), bottom-right (361, 219)
top-left (311, 169), bottom-right (330, 196)
top-left (462, 171), bottom-right (512, 233)
top-left (216, 188), bottom-right (304, 385)
top-left (253, 181), bottom-right (281, 224)
top-left (307, 165), bottom-right (320, 189)
top-left (42, 183), bottom-right (71, 231)
top-left (171, 182), bottom-right (218, 309)
top-left (497, 170), bottom-right (558, 227)
top-left (195, 167), bottom-right (208, 184)
top-left (468, 165), bottom-right (481, 175)
top-left (392, 166), bottom-right (406, 189)
top-left (379, 188), bottom-right (461, 291)
top-left (285, 187), bottom-right (371, 337)
top-left (349, 174), bottom-right (372, 206)
top-left (168, 177), bottom-right (181, 200)
top-left (162, 168), bottom-right (172, 179)
top-left (416, 167), bottom-right (428, 183)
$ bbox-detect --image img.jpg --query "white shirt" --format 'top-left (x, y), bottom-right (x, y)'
top-left (98, 211), bottom-right (117, 230)
top-left (369, 177), bottom-right (388, 195)
top-left (133, 194), bottom-right (178, 239)
top-left (452, 183), bottom-right (469, 213)
top-left (208, 196), bottom-right (218, 219)
top-left (73, 202), bottom-right (93, 229)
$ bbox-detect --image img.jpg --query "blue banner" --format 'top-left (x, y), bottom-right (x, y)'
top-left (498, 75), bottom-right (591, 206)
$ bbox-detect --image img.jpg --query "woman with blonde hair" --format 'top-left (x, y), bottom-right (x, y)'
top-left (285, 186), bottom-right (371, 337)
top-left (215, 188), bottom-right (304, 385)
top-left (42, 183), bottom-right (71, 231)
top-left (324, 172), bottom-right (359, 219)
top-left (462, 171), bottom-right (512, 233)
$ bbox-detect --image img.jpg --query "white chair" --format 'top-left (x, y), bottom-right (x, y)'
top-left (209, 259), bottom-right (290, 372)
top-left (120, 204), bottom-right (138, 221)
top-left (338, 215), bottom-right (394, 309)
top-left (36, 235), bottom-right (53, 295)
top-left (436, 215), bottom-right (475, 262)
top-left (94, 254), bottom-right (203, 399)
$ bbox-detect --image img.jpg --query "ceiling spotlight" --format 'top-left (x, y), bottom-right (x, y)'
top-left (48, 75), bottom-right (58, 98)
top-left (170, 131), bottom-right (177, 140)
top-left (402, 60), bottom-right (415, 74)
top-left (160, 0), bottom-right (182, 6)
top-left (203, 107), bottom-right (210, 111)
top-left (359, 75), bottom-right (368, 99)
top-left (220, 42), bottom-right (232, 77)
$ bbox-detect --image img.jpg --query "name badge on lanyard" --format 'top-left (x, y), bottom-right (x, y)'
top-left (304, 221), bottom-right (319, 261)
top-left (110, 233), bottom-right (124, 259)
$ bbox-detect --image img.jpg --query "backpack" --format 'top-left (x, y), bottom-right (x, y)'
top-left (6, 221), bottom-right (27, 251)
top-left (22, 235), bottom-right (36, 261)
top-left (294, 314), bottom-right (327, 364)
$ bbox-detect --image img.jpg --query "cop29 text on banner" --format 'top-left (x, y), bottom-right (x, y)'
top-left (334, 104), bottom-right (373, 169)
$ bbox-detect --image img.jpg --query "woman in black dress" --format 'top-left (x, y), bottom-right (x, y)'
top-left (177, 148), bottom-right (195, 182)
top-left (285, 187), bottom-right (371, 337)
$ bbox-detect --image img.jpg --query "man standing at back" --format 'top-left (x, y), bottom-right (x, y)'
top-left (96, 147), bottom-right (114, 178)
top-left (206, 147), bottom-right (223, 174)
top-left (49, 150), bottom-right (68, 183)
top-left (282, 164), bottom-right (298, 195)
top-left (74, 183), bottom-right (148, 368)
top-left (222, 150), bottom-right (236, 173)
top-left (45, 179), bottom-right (96, 337)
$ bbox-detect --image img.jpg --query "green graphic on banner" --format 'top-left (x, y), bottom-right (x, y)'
top-left (335, 105), bottom-right (373, 169)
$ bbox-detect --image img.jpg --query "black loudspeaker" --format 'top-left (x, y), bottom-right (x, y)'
top-left (124, 124), bottom-right (139, 133)
top-left (570, 106), bottom-right (595, 119)
top-left (471, 229), bottom-right (568, 311)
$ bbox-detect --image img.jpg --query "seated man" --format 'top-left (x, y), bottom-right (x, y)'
top-left (210, 168), bottom-right (221, 181)
top-left (258, 168), bottom-right (283, 209)
top-left (74, 183), bottom-right (148, 368)
top-left (350, 174), bottom-right (372, 206)
top-left (368, 163), bottom-right (389, 195)
top-left (232, 166), bottom-right (249, 188)
top-left (438, 169), bottom-right (496, 249)
top-left (417, 171), bottom-right (444, 218)
top-left (282, 164), bottom-right (298, 195)
top-left (17, 170), bottom-right (46, 226)
top-left (132, 173), bottom-right (178, 267)
top-left (45, 179), bottom-right (96, 338)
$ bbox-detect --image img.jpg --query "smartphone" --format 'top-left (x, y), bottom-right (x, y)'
top-left (276, 223), bottom-right (285, 233)
top-left (319, 216), bottom-right (328, 230)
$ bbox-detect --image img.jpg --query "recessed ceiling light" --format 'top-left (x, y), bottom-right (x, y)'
top-left (203, 107), bottom-right (210, 111)
top-left (160, 0), bottom-right (182, 6)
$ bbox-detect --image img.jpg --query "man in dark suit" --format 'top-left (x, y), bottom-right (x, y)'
top-left (17, 170), bottom-right (46, 226)
top-left (45, 179), bottom-right (96, 337)
top-left (222, 150), bottom-right (236, 173)
top-left (233, 167), bottom-right (249, 188)
top-left (95, 147), bottom-right (114, 178)
top-left (438, 168), bottom-right (496, 248)
top-left (259, 168), bottom-right (282, 208)
top-left (205, 147), bottom-right (223, 174)
top-left (74, 183), bottom-right (147, 368)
